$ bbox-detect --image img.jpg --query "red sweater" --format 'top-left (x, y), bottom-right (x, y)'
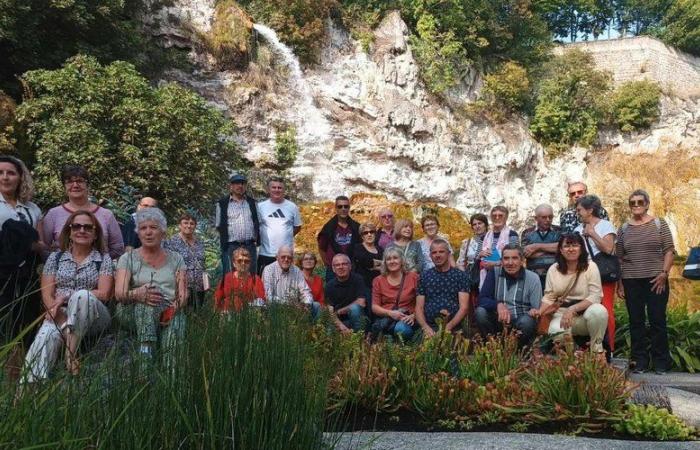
top-left (214, 273), bottom-right (266, 312)
top-left (305, 275), bottom-right (325, 305)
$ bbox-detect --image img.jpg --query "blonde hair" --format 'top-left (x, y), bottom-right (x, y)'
top-left (393, 219), bottom-right (413, 240)
top-left (0, 155), bottom-right (35, 203)
top-left (359, 222), bottom-right (376, 234)
top-left (380, 247), bottom-right (407, 276)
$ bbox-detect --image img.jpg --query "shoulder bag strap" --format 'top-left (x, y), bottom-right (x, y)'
top-left (393, 273), bottom-right (406, 310)
top-left (583, 234), bottom-right (595, 257)
top-left (556, 271), bottom-right (582, 305)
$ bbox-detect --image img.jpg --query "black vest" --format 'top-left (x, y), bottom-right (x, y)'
top-left (216, 195), bottom-right (260, 249)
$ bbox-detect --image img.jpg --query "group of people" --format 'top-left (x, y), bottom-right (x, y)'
top-left (0, 155), bottom-right (677, 384)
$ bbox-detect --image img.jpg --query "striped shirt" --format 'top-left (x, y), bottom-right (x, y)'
top-left (616, 219), bottom-right (674, 279)
top-left (261, 261), bottom-right (313, 304)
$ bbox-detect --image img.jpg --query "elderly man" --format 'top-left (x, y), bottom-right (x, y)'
top-left (257, 176), bottom-right (302, 275)
top-left (416, 239), bottom-right (470, 337)
top-left (325, 253), bottom-right (367, 334)
top-left (317, 195), bottom-right (361, 281)
top-left (261, 245), bottom-right (316, 308)
top-left (375, 207), bottom-right (395, 250)
top-left (121, 196), bottom-right (157, 251)
top-left (475, 244), bottom-right (542, 347)
top-left (559, 181), bottom-right (609, 233)
top-left (521, 204), bottom-right (561, 290)
top-left (215, 173), bottom-right (260, 274)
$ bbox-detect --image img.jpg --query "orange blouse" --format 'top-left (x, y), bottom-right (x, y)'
top-left (214, 273), bottom-right (266, 312)
top-left (305, 275), bottom-right (325, 305)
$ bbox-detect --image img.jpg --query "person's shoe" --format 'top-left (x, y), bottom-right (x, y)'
top-left (654, 368), bottom-right (668, 375)
top-left (631, 367), bottom-right (648, 374)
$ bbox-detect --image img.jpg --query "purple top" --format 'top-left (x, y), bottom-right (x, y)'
top-left (41, 204), bottom-right (125, 259)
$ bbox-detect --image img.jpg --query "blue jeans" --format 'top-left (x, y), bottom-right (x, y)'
top-left (310, 301), bottom-right (321, 322)
top-left (474, 306), bottom-right (536, 347)
top-left (221, 241), bottom-right (257, 274)
top-left (371, 317), bottom-right (416, 342)
top-left (339, 303), bottom-right (366, 332)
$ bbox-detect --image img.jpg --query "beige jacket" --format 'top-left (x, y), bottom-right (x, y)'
top-left (541, 262), bottom-right (602, 308)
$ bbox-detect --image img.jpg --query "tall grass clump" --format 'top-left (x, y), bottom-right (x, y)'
top-left (0, 305), bottom-right (335, 449)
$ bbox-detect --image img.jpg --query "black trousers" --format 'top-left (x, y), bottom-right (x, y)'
top-left (623, 277), bottom-right (671, 371)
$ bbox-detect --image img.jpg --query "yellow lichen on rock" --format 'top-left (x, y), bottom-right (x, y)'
top-left (206, 0), bottom-right (254, 69)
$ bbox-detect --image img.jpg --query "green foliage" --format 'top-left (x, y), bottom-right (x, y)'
top-left (339, 0), bottom-right (395, 52)
top-left (480, 62), bottom-right (531, 119)
top-left (15, 55), bottom-right (243, 215)
top-left (0, 90), bottom-right (15, 152)
top-left (274, 125), bottom-right (300, 170)
top-left (410, 14), bottom-right (469, 95)
top-left (608, 80), bottom-right (661, 132)
top-left (529, 49), bottom-right (611, 155)
top-left (204, 0), bottom-right (254, 69)
top-left (614, 404), bottom-right (697, 440)
top-left (659, 0), bottom-right (700, 56)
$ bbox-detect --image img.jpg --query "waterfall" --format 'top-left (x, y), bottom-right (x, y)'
top-left (253, 24), bottom-right (331, 144)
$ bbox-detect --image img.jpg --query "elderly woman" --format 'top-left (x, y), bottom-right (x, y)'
top-left (214, 247), bottom-right (265, 313)
top-left (386, 219), bottom-right (423, 273)
top-left (574, 195), bottom-right (617, 354)
top-left (418, 214), bottom-right (455, 272)
top-left (375, 207), bottom-right (395, 250)
top-left (0, 156), bottom-right (43, 379)
top-left (370, 247), bottom-right (419, 341)
top-left (24, 211), bottom-right (113, 380)
top-left (40, 165), bottom-right (124, 259)
top-left (164, 213), bottom-right (207, 309)
top-left (353, 222), bottom-right (383, 297)
top-left (115, 208), bottom-right (187, 361)
top-left (478, 206), bottom-right (519, 287)
top-left (540, 233), bottom-right (608, 355)
top-left (616, 189), bottom-right (675, 374)
top-left (299, 252), bottom-right (324, 305)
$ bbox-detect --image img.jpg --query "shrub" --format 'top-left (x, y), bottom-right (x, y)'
top-left (15, 55), bottom-right (243, 215)
top-left (480, 62), bottom-right (530, 120)
top-left (203, 0), bottom-right (254, 69)
top-left (274, 125), bottom-right (300, 170)
top-left (529, 49), bottom-right (611, 155)
top-left (0, 91), bottom-right (15, 152)
top-left (608, 80), bottom-right (661, 132)
top-left (614, 404), bottom-right (697, 440)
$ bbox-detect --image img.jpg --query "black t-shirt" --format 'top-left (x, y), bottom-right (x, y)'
top-left (353, 243), bottom-right (383, 289)
top-left (325, 272), bottom-right (366, 309)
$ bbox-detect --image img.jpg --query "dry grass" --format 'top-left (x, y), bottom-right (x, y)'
top-left (195, 0), bottom-right (254, 70)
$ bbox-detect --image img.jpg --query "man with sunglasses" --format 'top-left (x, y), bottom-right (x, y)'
top-left (317, 196), bottom-right (361, 281)
top-left (559, 181), bottom-right (609, 233)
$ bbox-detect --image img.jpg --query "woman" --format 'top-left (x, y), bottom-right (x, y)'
top-left (299, 252), bottom-right (324, 305)
top-left (371, 247), bottom-right (419, 341)
top-left (457, 213), bottom-right (489, 273)
top-left (478, 206), bottom-right (519, 287)
top-left (353, 222), bottom-right (383, 297)
top-left (164, 213), bottom-right (207, 309)
top-left (0, 155), bottom-right (43, 379)
top-left (214, 247), bottom-right (265, 313)
top-left (386, 219), bottom-right (423, 273)
top-left (540, 233), bottom-right (608, 355)
top-left (115, 208), bottom-right (186, 361)
top-left (40, 165), bottom-right (124, 259)
top-left (24, 211), bottom-right (113, 380)
top-left (417, 214), bottom-right (455, 272)
top-left (616, 189), bottom-right (675, 374)
top-left (375, 207), bottom-right (395, 250)
top-left (574, 195), bottom-right (617, 354)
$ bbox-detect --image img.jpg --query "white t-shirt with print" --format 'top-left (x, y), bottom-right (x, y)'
top-left (258, 199), bottom-right (302, 257)
top-left (575, 219), bottom-right (616, 257)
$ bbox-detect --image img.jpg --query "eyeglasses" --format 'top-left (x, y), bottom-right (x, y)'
top-left (70, 223), bottom-right (95, 232)
top-left (568, 190), bottom-right (585, 198)
top-left (65, 178), bottom-right (87, 186)
top-left (235, 258), bottom-right (251, 263)
top-left (629, 199), bottom-right (646, 207)
top-left (336, 204), bottom-right (350, 210)
top-left (380, 214), bottom-right (393, 219)
top-left (361, 230), bottom-right (375, 235)
top-left (278, 255), bottom-right (293, 260)
top-left (562, 243), bottom-right (581, 249)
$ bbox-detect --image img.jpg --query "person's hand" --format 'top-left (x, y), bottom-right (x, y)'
top-left (338, 323), bottom-right (352, 335)
top-left (401, 314), bottom-right (415, 326)
top-left (389, 310), bottom-right (406, 321)
top-left (523, 244), bottom-right (539, 258)
top-left (422, 326), bottom-right (436, 338)
top-left (479, 248), bottom-right (492, 258)
top-left (560, 310), bottom-right (575, 329)
top-left (582, 223), bottom-right (596, 237)
top-left (497, 303), bottom-right (511, 324)
top-left (650, 272), bottom-right (668, 294)
top-left (528, 308), bottom-right (540, 318)
top-left (616, 283), bottom-right (625, 299)
top-left (137, 285), bottom-right (163, 307)
top-left (482, 260), bottom-right (499, 269)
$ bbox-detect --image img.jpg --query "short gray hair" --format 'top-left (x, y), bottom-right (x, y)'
top-left (629, 189), bottom-right (650, 204)
top-left (501, 243), bottom-right (524, 259)
top-left (380, 247), bottom-right (407, 276)
top-left (430, 238), bottom-right (451, 253)
top-left (135, 207), bottom-right (167, 231)
top-left (534, 204), bottom-right (553, 215)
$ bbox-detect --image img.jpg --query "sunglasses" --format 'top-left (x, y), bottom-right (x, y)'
top-left (568, 189), bottom-right (585, 198)
top-left (70, 223), bottom-right (95, 232)
top-left (336, 204), bottom-right (350, 210)
top-left (361, 230), bottom-right (375, 235)
top-left (629, 199), bottom-right (646, 207)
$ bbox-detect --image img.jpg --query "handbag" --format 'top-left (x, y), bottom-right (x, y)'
top-left (373, 273), bottom-right (407, 335)
top-left (583, 235), bottom-right (620, 283)
top-left (536, 271), bottom-right (581, 336)
top-left (683, 245), bottom-right (700, 280)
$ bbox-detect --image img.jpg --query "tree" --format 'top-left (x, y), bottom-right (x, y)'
top-left (608, 80), bottom-right (661, 132)
top-left (15, 55), bottom-right (243, 215)
top-left (659, 0), bottom-right (700, 56)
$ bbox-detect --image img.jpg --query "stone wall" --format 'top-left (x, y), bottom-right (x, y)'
top-left (554, 36), bottom-right (700, 97)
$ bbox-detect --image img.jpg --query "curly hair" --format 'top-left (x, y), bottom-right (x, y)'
top-left (0, 155), bottom-right (35, 203)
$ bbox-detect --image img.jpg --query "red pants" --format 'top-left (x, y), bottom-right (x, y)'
top-left (601, 282), bottom-right (616, 351)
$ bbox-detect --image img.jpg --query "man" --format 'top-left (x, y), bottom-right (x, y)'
top-left (121, 196), bottom-right (157, 251)
top-left (375, 207), bottom-right (395, 250)
top-left (261, 245), bottom-right (314, 307)
top-left (559, 181), bottom-right (609, 233)
top-left (416, 239), bottom-right (470, 337)
top-left (325, 254), bottom-right (367, 334)
top-left (257, 177), bottom-right (302, 275)
top-left (521, 204), bottom-right (561, 290)
top-left (317, 195), bottom-right (360, 281)
top-left (215, 173), bottom-right (260, 274)
top-left (474, 244), bottom-right (542, 347)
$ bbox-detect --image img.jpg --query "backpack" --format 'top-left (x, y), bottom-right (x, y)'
top-left (682, 246), bottom-right (700, 280)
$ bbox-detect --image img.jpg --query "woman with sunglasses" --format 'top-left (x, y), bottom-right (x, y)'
top-left (24, 211), bottom-right (113, 380)
top-left (616, 189), bottom-right (675, 374)
top-left (214, 247), bottom-right (265, 312)
top-left (540, 233), bottom-right (608, 356)
top-left (353, 222), bottom-right (383, 300)
top-left (39, 165), bottom-right (124, 259)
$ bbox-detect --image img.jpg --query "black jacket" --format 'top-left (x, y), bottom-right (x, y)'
top-left (0, 219), bottom-right (39, 278)
top-left (216, 195), bottom-right (260, 249)
top-left (317, 215), bottom-right (361, 259)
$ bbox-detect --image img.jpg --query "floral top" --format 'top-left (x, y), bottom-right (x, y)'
top-left (386, 241), bottom-right (424, 273)
top-left (164, 234), bottom-right (206, 292)
top-left (43, 250), bottom-right (114, 298)
top-left (559, 205), bottom-right (610, 234)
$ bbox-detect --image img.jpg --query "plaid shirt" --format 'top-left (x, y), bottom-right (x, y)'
top-left (559, 205), bottom-right (609, 234)
top-left (215, 197), bottom-right (256, 242)
top-left (261, 262), bottom-right (313, 304)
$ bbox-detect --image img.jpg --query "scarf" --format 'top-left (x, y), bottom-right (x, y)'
top-left (479, 226), bottom-right (512, 288)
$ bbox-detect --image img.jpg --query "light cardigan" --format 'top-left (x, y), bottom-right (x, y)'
top-left (541, 262), bottom-right (602, 309)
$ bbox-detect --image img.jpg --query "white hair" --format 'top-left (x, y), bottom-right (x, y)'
top-left (135, 207), bottom-right (167, 232)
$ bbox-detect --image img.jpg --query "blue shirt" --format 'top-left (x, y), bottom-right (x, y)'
top-left (418, 267), bottom-right (469, 326)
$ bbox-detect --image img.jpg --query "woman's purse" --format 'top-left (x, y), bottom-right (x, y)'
top-left (536, 271), bottom-right (581, 336)
top-left (374, 274), bottom-right (407, 335)
top-left (583, 236), bottom-right (621, 283)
